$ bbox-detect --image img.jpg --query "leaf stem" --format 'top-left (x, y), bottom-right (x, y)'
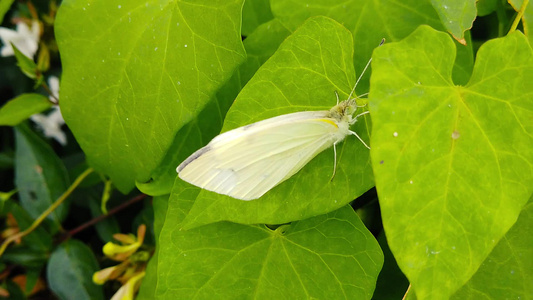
top-left (59, 193), bottom-right (147, 242)
top-left (41, 82), bottom-right (59, 104)
top-left (402, 284), bottom-right (411, 300)
top-left (0, 168), bottom-right (94, 257)
top-left (509, 0), bottom-right (529, 34)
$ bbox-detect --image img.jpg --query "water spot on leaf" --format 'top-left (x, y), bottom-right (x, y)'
top-left (118, 5), bottom-right (121, 9)
top-left (393, 132), bottom-right (398, 137)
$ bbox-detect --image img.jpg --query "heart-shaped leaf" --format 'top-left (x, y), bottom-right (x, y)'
top-left (370, 26), bottom-right (533, 299)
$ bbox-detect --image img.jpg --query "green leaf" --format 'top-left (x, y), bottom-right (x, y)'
top-left (476, 0), bottom-right (497, 16)
top-left (2, 246), bottom-right (49, 268)
top-left (11, 43), bottom-right (38, 79)
top-left (0, 94), bottom-right (52, 126)
top-left (430, 0), bottom-right (477, 42)
top-left (452, 197), bottom-right (533, 299)
top-left (369, 26), bottom-right (533, 299)
top-left (0, 0), bottom-right (15, 26)
top-left (46, 239), bottom-right (104, 300)
top-left (6, 201), bottom-right (52, 253)
top-left (270, 0), bottom-right (473, 96)
top-left (55, 0), bottom-right (246, 193)
top-left (179, 16), bottom-right (374, 229)
top-left (242, 0), bottom-right (274, 36)
top-left (155, 204), bottom-right (383, 299)
top-left (136, 18), bottom-right (290, 196)
top-left (15, 123), bottom-right (70, 225)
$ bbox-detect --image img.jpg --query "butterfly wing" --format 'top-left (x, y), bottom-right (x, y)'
top-left (177, 111), bottom-right (348, 200)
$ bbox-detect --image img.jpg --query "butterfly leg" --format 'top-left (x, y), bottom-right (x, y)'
top-left (335, 91), bottom-right (340, 105)
top-left (330, 141), bottom-right (338, 181)
top-left (354, 110), bottom-right (370, 119)
top-left (349, 130), bottom-right (371, 149)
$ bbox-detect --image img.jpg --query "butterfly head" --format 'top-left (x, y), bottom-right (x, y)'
top-left (329, 99), bottom-right (358, 122)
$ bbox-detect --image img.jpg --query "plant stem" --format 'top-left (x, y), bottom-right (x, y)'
top-left (0, 168), bottom-right (94, 257)
top-left (509, 0), bottom-right (529, 34)
top-left (61, 193), bottom-right (147, 241)
top-left (402, 284), bottom-right (411, 300)
top-left (41, 82), bottom-right (59, 104)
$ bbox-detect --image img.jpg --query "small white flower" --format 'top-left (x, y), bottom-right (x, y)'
top-left (48, 75), bottom-right (59, 101)
top-left (0, 20), bottom-right (40, 58)
top-left (31, 76), bottom-right (66, 145)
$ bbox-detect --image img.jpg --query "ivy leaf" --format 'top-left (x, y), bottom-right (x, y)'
top-left (0, 93), bottom-right (52, 126)
top-left (55, 0), bottom-right (246, 192)
top-left (369, 26), bottom-right (533, 299)
top-left (46, 240), bottom-right (104, 300)
top-left (15, 123), bottom-right (70, 225)
top-left (430, 0), bottom-right (477, 44)
top-left (179, 16), bottom-right (374, 229)
top-left (453, 197), bottom-right (533, 299)
top-left (155, 204), bottom-right (383, 299)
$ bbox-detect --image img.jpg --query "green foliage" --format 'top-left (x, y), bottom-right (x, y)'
top-left (0, 0), bottom-right (531, 299)
top-left (370, 25), bottom-right (532, 299)
top-left (55, 0), bottom-right (246, 192)
top-left (15, 123), bottom-right (69, 225)
top-left (0, 93), bottom-right (51, 126)
top-left (46, 239), bottom-right (104, 300)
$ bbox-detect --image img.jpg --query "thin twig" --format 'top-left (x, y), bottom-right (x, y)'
top-left (509, 0), bottom-right (529, 34)
top-left (41, 82), bottom-right (59, 104)
top-left (0, 168), bottom-right (94, 257)
top-left (402, 284), bottom-right (411, 300)
top-left (60, 193), bottom-right (147, 242)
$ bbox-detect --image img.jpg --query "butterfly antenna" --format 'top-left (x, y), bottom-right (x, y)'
top-left (346, 38), bottom-right (386, 101)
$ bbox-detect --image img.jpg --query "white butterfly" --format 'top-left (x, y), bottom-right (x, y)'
top-left (176, 46), bottom-right (381, 200)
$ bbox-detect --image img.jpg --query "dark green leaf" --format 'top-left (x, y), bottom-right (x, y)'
top-left (370, 26), bottom-right (533, 299)
top-left (0, 94), bottom-right (52, 126)
top-left (55, 0), bottom-right (246, 192)
top-left (7, 201), bottom-right (52, 253)
top-left (15, 123), bottom-right (70, 225)
top-left (2, 246), bottom-right (48, 268)
top-left (179, 16), bottom-right (374, 229)
top-left (46, 239), bottom-right (104, 300)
